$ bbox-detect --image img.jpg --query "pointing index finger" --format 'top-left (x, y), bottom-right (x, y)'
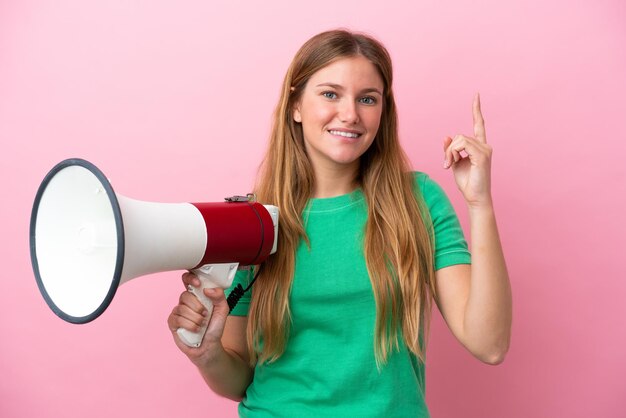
top-left (473, 92), bottom-right (487, 143)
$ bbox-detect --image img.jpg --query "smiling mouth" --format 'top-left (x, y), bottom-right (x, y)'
top-left (328, 130), bottom-right (361, 139)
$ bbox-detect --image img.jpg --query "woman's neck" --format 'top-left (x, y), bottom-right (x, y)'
top-left (311, 162), bottom-right (360, 198)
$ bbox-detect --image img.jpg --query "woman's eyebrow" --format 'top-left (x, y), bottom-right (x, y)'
top-left (361, 87), bottom-right (383, 96)
top-left (315, 82), bottom-right (383, 95)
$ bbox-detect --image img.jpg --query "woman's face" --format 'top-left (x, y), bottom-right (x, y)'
top-left (293, 55), bottom-right (384, 173)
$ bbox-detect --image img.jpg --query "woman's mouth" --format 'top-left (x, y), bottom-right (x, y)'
top-left (328, 129), bottom-right (361, 139)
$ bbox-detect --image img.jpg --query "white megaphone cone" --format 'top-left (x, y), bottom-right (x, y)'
top-left (30, 159), bottom-right (278, 347)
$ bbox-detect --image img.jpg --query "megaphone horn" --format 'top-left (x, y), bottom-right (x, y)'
top-left (30, 158), bottom-right (278, 347)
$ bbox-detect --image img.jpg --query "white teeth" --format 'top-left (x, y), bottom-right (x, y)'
top-left (329, 130), bottom-right (360, 138)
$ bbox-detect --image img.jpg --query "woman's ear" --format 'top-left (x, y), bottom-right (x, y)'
top-left (293, 105), bottom-right (302, 123)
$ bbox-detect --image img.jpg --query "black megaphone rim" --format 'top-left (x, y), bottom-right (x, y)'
top-left (29, 158), bottom-right (125, 324)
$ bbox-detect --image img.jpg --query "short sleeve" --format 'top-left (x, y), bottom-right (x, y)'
top-left (226, 268), bottom-right (254, 316)
top-left (413, 172), bottom-right (471, 270)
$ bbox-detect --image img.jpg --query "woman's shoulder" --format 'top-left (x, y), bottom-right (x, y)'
top-left (408, 170), bottom-right (458, 215)
top-left (409, 171), bottom-right (444, 197)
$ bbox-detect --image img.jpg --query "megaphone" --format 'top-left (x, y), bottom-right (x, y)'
top-left (29, 158), bottom-right (278, 347)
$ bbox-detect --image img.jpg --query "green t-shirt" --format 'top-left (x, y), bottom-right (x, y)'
top-left (227, 172), bottom-right (471, 417)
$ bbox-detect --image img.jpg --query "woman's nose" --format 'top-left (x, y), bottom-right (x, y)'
top-left (338, 100), bottom-right (360, 124)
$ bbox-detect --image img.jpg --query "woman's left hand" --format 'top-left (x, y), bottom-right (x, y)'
top-left (443, 93), bottom-right (493, 208)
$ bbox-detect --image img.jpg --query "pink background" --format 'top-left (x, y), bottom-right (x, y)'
top-left (1, 1), bottom-right (625, 417)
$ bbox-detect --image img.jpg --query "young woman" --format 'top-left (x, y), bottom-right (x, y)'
top-left (167, 29), bottom-right (512, 417)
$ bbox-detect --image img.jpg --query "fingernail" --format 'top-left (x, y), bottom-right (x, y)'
top-left (443, 160), bottom-right (450, 169)
top-left (202, 310), bottom-right (208, 317)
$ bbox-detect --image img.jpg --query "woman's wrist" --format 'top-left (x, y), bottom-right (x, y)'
top-left (467, 196), bottom-right (494, 213)
top-left (187, 341), bottom-right (225, 369)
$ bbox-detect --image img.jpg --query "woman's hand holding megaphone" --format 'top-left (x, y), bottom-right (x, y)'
top-left (168, 272), bottom-right (255, 399)
top-left (168, 272), bottom-right (230, 363)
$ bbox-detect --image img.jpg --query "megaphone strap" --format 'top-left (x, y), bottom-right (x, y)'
top-left (224, 194), bottom-right (256, 202)
top-left (245, 201), bottom-right (266, 266)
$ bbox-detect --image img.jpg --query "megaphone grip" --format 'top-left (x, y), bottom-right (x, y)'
top-left (176, 262), bottom-right (239, 348)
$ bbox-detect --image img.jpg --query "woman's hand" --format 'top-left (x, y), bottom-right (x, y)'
top-left (443, 93), bottom-right (493, 208)
top-left (167, 272), bottom-right (231, 366)
top-left (168, 273), bottom-right (254, 399)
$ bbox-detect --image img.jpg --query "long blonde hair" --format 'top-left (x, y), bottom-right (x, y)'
top-left (248, 29), bottom-right (437, 366)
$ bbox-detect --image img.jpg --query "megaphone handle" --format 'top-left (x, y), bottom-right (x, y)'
top-left (176, 263), bottom-right (239, 348)
top-left (176, 280), bottom-right (216, 348)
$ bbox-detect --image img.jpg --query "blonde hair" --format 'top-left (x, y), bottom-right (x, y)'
top-left (248, 29), bottom-right (437, 367)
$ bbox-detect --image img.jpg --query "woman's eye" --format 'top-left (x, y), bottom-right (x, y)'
top-left (359, 96), bottom-right (377, 105)
top-left (322, 91), bottom-right (337, 99)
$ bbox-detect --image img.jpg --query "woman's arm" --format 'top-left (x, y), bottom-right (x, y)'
top-left (192, 314), bottom-right (254, 401)
top-left (434, 206), bottom-right (512, 365)
top-left (435, 93), bottom-right (512, 364)
top-left (168, 274), bottom-right (254, 400)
